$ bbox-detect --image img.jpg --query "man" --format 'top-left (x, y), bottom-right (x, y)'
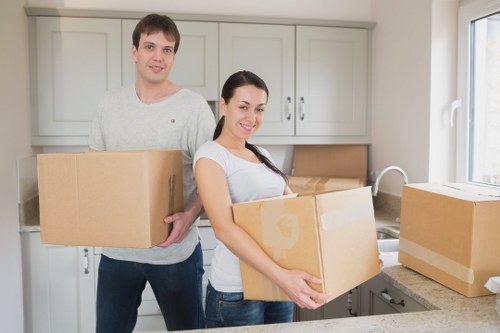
top-left (89, 13), bottom-right (215, 332)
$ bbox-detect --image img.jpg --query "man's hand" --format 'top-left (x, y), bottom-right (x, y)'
top-left (157, 212), bottom-right (194, 248)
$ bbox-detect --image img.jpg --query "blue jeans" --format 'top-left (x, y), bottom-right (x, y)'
top-left (96, 243), bottom-right (205, 332)
top-left (205, 282), bottom-right (294, 328)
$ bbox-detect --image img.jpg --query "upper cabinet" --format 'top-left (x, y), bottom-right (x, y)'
top-left (28, 11), bottom-right (371, 146)
top-left (219, 23), bottom-right (369, 144)
top-left (121, 20), bottom-right (219, 100)
top-left (296, 26), bottom-right (368, 137)
top-left (30, 17), bottom-right (219, 146)
top-left (31, 17), bottom-right (122, 145)
top-left (219, 23), bottom-right (295, 136)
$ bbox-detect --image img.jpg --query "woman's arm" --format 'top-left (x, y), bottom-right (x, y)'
top-left (195, 158), bottom-right (329, 309)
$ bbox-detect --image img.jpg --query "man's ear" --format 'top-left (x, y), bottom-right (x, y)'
top-left (131, 45), bottom-right (138, 64)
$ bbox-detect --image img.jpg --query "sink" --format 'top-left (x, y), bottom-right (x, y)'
top-left (377, 239), bottom-right (399, 252)
top-left (376, 230), bottom-right (396, 240)
top-left (376, 227), bottom-right (399, 252)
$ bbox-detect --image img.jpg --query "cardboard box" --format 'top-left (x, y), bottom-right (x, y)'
top-left (398, 183), bottom-right (500, 297)
top-left (232, 186), bottom-right (381, 302)
top-left (38, 150), bottom-right (184, 248)
top-left (292, 145), bottom-right (367, 178)
top-left (288, 176), bottom-right (365, 195)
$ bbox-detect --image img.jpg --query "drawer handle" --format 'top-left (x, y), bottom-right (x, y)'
top-left (380, 288), bottom-right (405, 307)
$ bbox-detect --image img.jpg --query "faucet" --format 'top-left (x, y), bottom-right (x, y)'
top-left (372, 165), bottom-right (409, 196)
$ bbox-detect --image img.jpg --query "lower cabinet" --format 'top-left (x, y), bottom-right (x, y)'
top-left (359, 275), bottom-right (428, 315)
top-left (295, 274), bottom-right (428, 321)
top-left (21, 232), bottom-right (96, 333)
top-left (294, 288), bottom-right (360, 321)
top-left (22, 224), bottom-right (217, 333)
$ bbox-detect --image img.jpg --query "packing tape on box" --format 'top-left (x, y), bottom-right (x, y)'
top-left (320, 207), bottom-right (371, 231)
top-left (399, 238), bottom-right (475, 284)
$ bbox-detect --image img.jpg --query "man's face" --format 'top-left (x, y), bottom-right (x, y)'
top-left (131, 31), bottom-right (176, 85)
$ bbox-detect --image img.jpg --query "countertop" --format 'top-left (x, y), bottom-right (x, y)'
top-left (163, 255), bottom-right (500, 333)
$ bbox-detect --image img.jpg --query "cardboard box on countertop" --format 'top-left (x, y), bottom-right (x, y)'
top-left (232, 186), bottom-right (381, 302)
top-left (398, 183), bottom-right (500, 297)
top-left (292, 145), bottom-right (367, 178)
top-left (290, 145), bottom-right (367, 194)
top-left (288, 176), bottom-right (366, 195)
top-left (37, 150), bottom-right (184, 248)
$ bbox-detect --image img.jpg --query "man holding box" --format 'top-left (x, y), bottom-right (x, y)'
top-left (89, 14), bottom-right (215, 332)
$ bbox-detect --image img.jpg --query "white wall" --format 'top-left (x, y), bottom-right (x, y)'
top-left (370, 0), bottom-right (458, 196)
top-left (0, 0), bottom-right (33, 331)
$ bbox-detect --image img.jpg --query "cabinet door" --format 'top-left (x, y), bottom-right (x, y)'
top-left (294, 288), bottom-right (359, 322)
top-left (35, 17), bottom-right (122, 136)
top-left (122, 20), bottom-right (219, 100)
top-left (296, 26), bottom-right (368, 136)
top-left (219, 23), bottom-right (295, 136)
top-left (359, 275), bottom-right (428, 316)
top-left (21, 233), bottom-right (96, 333)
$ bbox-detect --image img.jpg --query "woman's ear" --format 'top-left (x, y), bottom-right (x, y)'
top-left (219, 98), bottom-right (227, 116)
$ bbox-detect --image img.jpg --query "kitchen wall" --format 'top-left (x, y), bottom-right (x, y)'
top-left (0, 0), bottom-right (34, 331)
top-left (370, 0), bottom-right (458, 196)
top-left (1, 0), bottom-right (460, 331)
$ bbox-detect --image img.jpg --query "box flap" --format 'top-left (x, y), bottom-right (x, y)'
top-left (407, 183), bottom-right (500, 202)
top-left (315, 187), bottom-right (380, 300)
top-left (292, 145), bottom-right (367, 178)
top-left (288, 176), bottom-right (365, 195)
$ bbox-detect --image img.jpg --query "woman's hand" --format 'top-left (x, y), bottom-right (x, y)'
top-left (275, 268), bottom-right (330, 310)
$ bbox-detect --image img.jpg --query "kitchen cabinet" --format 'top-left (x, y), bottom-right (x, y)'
top-left (21, 232), bottom-right (96, 333)
top-left (220, 23), bottom-right (369, 143)
top-left (30, 17), bottom-right (218, 146)
top-left (219, 23), bottom-right (295, 136)
top-left (295, 273), bottom-right (429, 321)
top-left (296, 26), bottom-right (368, 137)
top-left (121, 20), bottom-right (219, 100)
top-left (22, 224), bottom-right (217, 333)
top-left (294, 288), bottom-right (360, 322)
top-left (30, 16), bottom-right (122, 146)
top-left (199, 223), bottom-right (217, 304)
top-left (359, 274), bottom-right (428, 315)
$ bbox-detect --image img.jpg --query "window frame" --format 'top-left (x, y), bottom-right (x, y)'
top-left (456, 0), bottom-right (500, 186)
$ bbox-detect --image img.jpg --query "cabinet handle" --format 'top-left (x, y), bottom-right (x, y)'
top-left (380, 288), bottom-right (405, 307)
top-left (286, 97), bottom-right (292, 120)
top-left (83, 248), bottom-right (89, 274)
top-left (299, 97), bottom-right (305, 120)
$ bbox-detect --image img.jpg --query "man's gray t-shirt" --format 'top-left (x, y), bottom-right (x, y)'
top-left (89, 85), bottom-right (216, 264)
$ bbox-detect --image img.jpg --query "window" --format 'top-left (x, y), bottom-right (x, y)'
top-left (457, 1), bottom-right (500, 188)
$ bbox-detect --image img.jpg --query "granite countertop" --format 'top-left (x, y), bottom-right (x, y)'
top-left (162, 256), bottom-right (500, 333)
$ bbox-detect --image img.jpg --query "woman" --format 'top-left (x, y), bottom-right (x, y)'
top-left (194, 71), bottom-right (329, 328)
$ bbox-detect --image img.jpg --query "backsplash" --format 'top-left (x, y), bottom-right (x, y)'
top-left (17, 156), bottom-right (40, 227)
top-left (373, 191), bottom-right (402, 220)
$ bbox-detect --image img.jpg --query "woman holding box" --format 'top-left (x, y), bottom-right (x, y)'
top-left (193, 71), bottom-right (329, 328)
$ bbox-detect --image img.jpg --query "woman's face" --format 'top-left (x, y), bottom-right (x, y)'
top-left (220, 85), bottom-right (267, 141)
